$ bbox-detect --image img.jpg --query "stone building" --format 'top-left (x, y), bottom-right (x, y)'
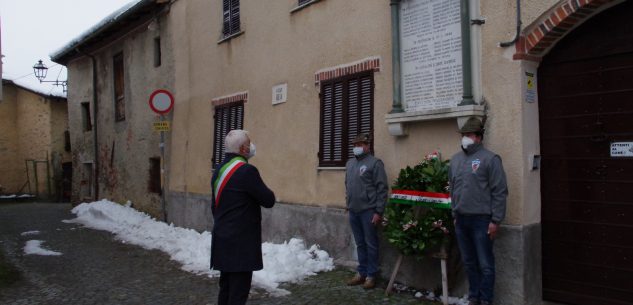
top-left (53, 0), bottom-right (633, 304)
top-left (0, 79), bottom-right (70, 200)
top-left (52, 1), bottom-right (174, 214)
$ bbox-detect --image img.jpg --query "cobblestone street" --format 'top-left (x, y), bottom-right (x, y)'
top-left (0, 202), bottom-right (432, 305)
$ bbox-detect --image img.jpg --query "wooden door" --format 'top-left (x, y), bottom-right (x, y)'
top-left (538, 2), bottom-right (633, 305)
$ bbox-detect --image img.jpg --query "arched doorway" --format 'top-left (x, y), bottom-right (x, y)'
top-left (538, 1), bottom-right (633, 305)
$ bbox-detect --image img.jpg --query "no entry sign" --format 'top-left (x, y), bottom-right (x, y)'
top-left (149, 89), bottom-right (174, 115)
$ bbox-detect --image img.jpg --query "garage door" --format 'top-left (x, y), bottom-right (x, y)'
top-left (538, 2), bottom-right (633, 305)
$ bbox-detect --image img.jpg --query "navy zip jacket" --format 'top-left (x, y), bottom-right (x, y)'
top-left (210, 153), bottom-right (275, 272)
top-left (448, 143), bottom-right (508, 224)
top-left (345, 153), bottom-right (389, 214)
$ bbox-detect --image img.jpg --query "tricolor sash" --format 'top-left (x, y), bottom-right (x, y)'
top-left (213, 156), bottom-right (247, 208)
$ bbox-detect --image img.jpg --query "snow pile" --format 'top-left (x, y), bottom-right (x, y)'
top-left (254, 238), bottom-right (334, 295)
top-left (24, 240), bottom-right (62, 256)
top-left (65, 199), bottom-right (213, 276)
top-left (21, 230), bottom-right (41, 236)
top-left (65, 199), bottom-right (335, 294)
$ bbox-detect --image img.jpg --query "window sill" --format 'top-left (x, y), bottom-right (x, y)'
top-left (385, 104), bottom-right (485, 123)
top-left (290, 0), bottom-right (322, 14)
top-left (217, 31), bottom-right (244, 44)
top-left (384, 104), bottom-right (485, 136)
top-left (317, 166), bottom-right (345, 171)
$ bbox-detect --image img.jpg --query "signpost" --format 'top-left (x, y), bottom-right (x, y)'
top-left (149, 89), bottom-right (174, 222)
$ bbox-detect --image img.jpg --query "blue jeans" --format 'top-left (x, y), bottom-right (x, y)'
top-left (455, 214), bottom-right (495, 304)
top-left (349, 209), bottom-right (379, 277)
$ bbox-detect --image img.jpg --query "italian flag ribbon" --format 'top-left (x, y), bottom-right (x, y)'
top-left (389, 189), bottom-right (451, 210)
top-left (213, 156), bottom-right (247, 208)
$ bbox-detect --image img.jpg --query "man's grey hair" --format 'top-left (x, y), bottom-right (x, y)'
top-left (225, 130), bottom-right (249, 153)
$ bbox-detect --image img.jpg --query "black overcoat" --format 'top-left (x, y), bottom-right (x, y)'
top-left (210, 153), bottom-right (275, 272)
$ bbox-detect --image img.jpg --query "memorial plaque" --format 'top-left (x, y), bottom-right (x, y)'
top-left (400, 0), bottom-right (462, 112)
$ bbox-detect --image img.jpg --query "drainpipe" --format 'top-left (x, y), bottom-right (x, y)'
top-left (499, 0), bottom-right (521, 47)
top-left (458, 0), bottom-right (475, 106)
top-left (389, 0), bottom-right (404, 113)
top-left (76, 48), bottom-right (99, 201)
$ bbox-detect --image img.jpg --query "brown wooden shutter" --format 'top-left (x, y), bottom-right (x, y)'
top-left (113, 53), bottom-right (125, 121)
top-left (319, 71), bottom-right (374, 167)
top-left (359, 74), bottom-right (374, 150)
top-left (148, 157), bottom-right (161, 194)
top-left (319, 81), bottom-right (344, 166)
top-left (213, 102), bottom-right (244, 165)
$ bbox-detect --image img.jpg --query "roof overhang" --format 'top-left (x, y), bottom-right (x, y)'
top-left (2, 79), bottom-right (67, 101)
top-left (51, 0), bottom-right (169, 65)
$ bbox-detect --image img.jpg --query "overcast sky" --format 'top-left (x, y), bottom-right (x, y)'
top-left (1, 0), bottom-right (135, 96)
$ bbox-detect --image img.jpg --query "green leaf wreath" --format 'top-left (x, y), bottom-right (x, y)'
top-left (382, 152), bottom-right (454, 258)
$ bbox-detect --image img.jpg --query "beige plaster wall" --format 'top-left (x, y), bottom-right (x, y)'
top-left (166, 0), bottom-right (561, 226)
top-left (169, 0), bottom-right (409, 204)
top-left (479, 0), bottom-right (565, 225)
top-left (164, 0), bottom-right (576, 226)
top-left (0, 84), bottom-right (22, 193)
top-left (0, 82), bottom-right (69, 198)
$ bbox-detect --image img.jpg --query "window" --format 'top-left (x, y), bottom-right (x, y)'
top-left (113, 52), bottom-right (125, 121)
top-left (319, 71), bottom-right (374, 167)
top-left (154, 37), bottom-right (161, 67)
top-left (213, 102), bottom-right (244, 165)
top-left (81, 102), bottom-right (92, 131)
top-left (148, 157), bottom-right (161, 194)
top-left (64, 130), bottom-right (71, 152)
top-left (292, 0), bottom-right (322, 13)
top-left (222, 0), bottom-right (240, 38)
top-left (81, 162), bottom-right (93, 200)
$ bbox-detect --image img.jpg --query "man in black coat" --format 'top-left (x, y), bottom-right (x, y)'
top-left (210, 129), bottom-right (276, 305)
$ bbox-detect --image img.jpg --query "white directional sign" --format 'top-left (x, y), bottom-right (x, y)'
top-left (611, 142), bottom-right (633, 157)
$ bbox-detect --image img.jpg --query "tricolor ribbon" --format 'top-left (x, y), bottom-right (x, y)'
top-left (389, 189), bottom-right (451, 209)
top-left (213, 156), bottom-right (246, 208)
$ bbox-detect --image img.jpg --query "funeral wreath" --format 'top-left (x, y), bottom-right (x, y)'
top-left (382, 152), bottom-right (454, 258)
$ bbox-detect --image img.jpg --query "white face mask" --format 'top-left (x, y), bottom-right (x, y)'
top-left (247, 142), bottom-right (256, 159)
top-left (461, 136), bottom-right (475, 149)
top-left (353, 146), bottom-right (365, 156)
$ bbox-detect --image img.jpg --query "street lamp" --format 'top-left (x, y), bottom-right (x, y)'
top-left (32, 59), bottom-right (67, 93)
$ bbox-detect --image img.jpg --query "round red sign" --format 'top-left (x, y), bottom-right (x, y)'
top-left (149, 89), bottom-right (174, 115)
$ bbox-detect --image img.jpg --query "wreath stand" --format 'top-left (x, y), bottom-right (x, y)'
top-left (385, 244), bottom-right (449, 305)
top-left (385, 190), bottom-right (451, 305)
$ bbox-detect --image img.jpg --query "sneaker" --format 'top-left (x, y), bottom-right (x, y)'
top-left (346, 274), bottom-right (366, 286)
top-left (362, 277), bottom-right (376, 289)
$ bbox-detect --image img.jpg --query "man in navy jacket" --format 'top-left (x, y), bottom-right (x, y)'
top-left (210, 129), bottom-right (276, 305)
top-left (449, 117), bottom-right (508, 305)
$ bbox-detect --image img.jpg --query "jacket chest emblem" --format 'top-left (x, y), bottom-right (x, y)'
top-left (359, 165), bottom-right (368, 175)
top-left (471, 159), bottom-right (481, 173)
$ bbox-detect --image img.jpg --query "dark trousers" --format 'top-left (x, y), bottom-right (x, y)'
top-left (349, 209), bottom-right (379, 277)
top-left (218, 271), bottom-right (253, 305)
top-left (455, 214), bottom-right (495, 304)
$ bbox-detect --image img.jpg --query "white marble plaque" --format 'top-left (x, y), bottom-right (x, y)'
top-left (400, 0), bottom-right (462, 112)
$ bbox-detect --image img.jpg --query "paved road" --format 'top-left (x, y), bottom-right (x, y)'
top-left (0, 202), bottom-right (429, 305)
